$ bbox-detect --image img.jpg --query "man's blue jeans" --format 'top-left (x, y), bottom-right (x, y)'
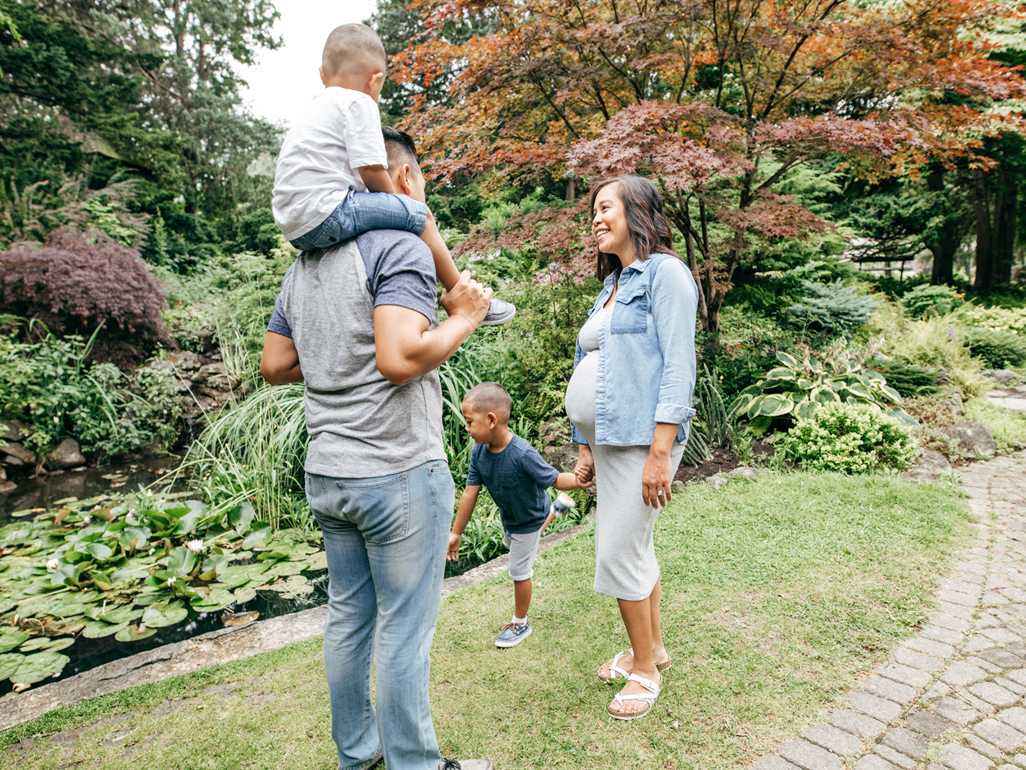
top-left (306, 460), bottom-right (453, 770)
top-left (291, 190), bottom-right (428, 252)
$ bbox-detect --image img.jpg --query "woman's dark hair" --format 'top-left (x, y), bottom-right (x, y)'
top-left (589, 175), bottom-right (677, 279)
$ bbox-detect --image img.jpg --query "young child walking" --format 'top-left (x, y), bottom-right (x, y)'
top-left (271, 23), bottom-right (514, 325)
top-left (448, 382), bottom-right (590, 648)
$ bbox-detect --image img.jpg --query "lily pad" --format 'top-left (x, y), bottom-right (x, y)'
top-left (229, 504), bottom-right (255, 536)
top-left (41, 637), bottom-right (76, 652)
top-left (0, 631), bottom-right (29, 653)
top-left (18, 636), bottom-right (59, 652)
top-left (115, 624), bottom-right (157, 643)
top-left (233, 586), bottom-right (257, 604)
top-left (142, 601), bottom-right (189, 628)
top-left (0, 652), bottom-right (25, 680)
top-left (191, 588), bottom-right (235, 613)
top-left (81, 620), bottom-right (129, 639)
top-left (11, 651), bottom-right (70, 684)
top-left (241, 525), bottom-right (272, 550)
top-left (306, 551), bottom-right (328, 572)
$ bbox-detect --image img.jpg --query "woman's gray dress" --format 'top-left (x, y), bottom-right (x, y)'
top-left (565, 304), bottom-right (686, 602)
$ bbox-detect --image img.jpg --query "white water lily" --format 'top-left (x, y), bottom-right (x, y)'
top-left (166, 577), bottom-right (176, 589)
top-left (82, 516), bottom-right (92, 526)
top-left (186, 539), bottom-right (204, 553)
top-left (46, 559), bottom-right (59, 571)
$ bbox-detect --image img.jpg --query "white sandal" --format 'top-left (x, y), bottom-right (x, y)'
top-left (598, 650), bottom-right (632, 683)
top-left (598, 647), bottom-right (673, 684)
top-left (608, 672), bottom-right (661, 721)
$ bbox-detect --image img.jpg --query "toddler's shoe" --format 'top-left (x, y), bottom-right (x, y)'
top-left (439, 760), bottom-right (494, 770)
top-left (495, 618), bottom-right (532, 648)
top-left (480, 298), bottom-right (516, 326)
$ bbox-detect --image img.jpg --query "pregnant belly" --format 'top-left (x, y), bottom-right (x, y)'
top-left (565, 351), bottom-right (599, 431)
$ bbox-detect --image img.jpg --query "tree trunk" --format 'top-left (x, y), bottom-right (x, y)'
top-left (972, 168), bottom-right (994, 291)
top-left (994, 169), bottom-right (1017, 285)
top-left (927, 169), bottom-right (958, 285)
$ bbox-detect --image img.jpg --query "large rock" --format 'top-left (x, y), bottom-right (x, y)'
top-left (0, 419), bottom-right (26, 443)
top-left (167, 350), bottom-right (204, 372)
top-left (0, 441), bottom-right (36, 467)
top-left (725, 466), bottom-right (759, 481)
top-left (192, 362), bottom-right (226, 384)
top-left (940, 422), bottom-right (996, 457)
top-left (983, 369), bottom-right (1021, 386)
top-left (900, 448), bottom-right (952, 483)
top-left (46, 438), bottom-right (86, 470)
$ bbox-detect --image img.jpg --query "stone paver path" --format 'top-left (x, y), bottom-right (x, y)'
top-left (754, 449), bottom-right (1026, 770)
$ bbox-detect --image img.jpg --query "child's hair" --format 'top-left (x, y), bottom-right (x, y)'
top-left (382, 126), bottom-right (419, 169)
top-left (322, 23), bottom-right (387, 79)
top-left (463, 382), bottom-right (512, 423)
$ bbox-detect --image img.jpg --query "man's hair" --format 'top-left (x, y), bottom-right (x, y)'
top-left (382, 126), bottom-right (419, 169)
top-left (322, 23), bottom-right (386, 78)
top-left (463, 382), bottom-right (512, 423)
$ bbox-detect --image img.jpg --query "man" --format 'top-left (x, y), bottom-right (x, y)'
top-left (261, 127), bottom-right (494, 770)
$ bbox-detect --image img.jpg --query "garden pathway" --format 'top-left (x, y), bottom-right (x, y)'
top-left (753, 448), bottom-right (1026, 770)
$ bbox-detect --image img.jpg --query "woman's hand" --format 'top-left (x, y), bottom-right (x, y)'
top-left (575, 444), bottom-right (595, 486)
top-left (643, 424), bottom-right (680, 508)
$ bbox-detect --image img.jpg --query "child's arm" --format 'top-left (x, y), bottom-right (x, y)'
top-left (553, 471), bottom-right (592, 490)
top-left (358, 164), bottom-right (398, 195)
top-left (447, 485), bottom-right (481, 561)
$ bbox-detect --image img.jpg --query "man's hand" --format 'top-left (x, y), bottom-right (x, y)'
top-left (441, 270), bottom-right (491, 328)
top-left (447, 532), bottom-right (463, 561)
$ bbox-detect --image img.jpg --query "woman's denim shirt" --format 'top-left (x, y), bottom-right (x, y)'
top-left (572, 252), bottom-right (699, 447)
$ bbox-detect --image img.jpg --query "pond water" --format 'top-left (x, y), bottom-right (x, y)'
top-left (0, 455), bottom-right (186, 525)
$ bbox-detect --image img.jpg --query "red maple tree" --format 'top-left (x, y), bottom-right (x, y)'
top-left (394, 0), bottom-right (1026, 332)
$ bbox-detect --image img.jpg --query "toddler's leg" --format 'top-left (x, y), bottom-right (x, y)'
top-left (420, 214), bottom-right (461, 291)
top-left (513, 578), bottom-right (532, 619)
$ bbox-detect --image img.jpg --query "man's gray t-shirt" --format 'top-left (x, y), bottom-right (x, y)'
top-left (267, 230), bottom-right (445, 478)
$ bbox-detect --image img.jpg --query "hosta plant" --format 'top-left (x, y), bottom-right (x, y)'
top-left (728, 350), bottom-right (916, 434)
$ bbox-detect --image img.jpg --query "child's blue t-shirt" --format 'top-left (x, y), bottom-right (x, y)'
top-left (467, 434), bottom-right (560, 534)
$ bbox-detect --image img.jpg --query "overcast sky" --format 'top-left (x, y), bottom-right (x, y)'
top-left (239, 0), bottom-right (379, 128)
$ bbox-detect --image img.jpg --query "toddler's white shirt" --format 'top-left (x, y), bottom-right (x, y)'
top-left (272, 87), bottom-right (388, 241)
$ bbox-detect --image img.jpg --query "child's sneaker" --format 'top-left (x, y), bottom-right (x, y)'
top-left (495, 618), bottom-right (531, 648)
top-left (480, 298), bottom-right (516, 326)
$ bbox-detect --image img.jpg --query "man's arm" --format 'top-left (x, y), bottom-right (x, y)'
top-left (260, 332), bottom-right (304, 385)
top-left (374, 270), bottom-right (491, 385)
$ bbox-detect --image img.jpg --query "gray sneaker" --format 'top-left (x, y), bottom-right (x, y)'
top-left (439, 760), bottom-right (495, 770)
top-left (480, 298), bottom-right (516, 326)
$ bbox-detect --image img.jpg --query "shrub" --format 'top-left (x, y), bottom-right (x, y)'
top-left (778, 402), bottom-right (916, 474)
top-left (0, 227), bottom-right (171, 366)
top-left (787, 279), bottom-right (880, 336)
top-left (958, 328), bottom-right (1026, 369)
top-left (868, 358), bottom-right (939, 398)
top-left (901, 284), bottom-right (966, 319)
top-left (0, 321), bottom-right (183, 460)
top-left (953, 304), bottom-right (1026, 335)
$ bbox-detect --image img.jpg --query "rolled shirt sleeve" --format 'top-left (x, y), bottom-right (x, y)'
top-left (651, 258), bottom-right (698, 426)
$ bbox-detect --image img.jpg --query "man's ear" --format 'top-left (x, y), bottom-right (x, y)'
top-left (369, 70), bottom-right (385, 93)
top-left (319, 66), bottom-right (326, 86)
top-left (396, 164), bottom-right (413, 196)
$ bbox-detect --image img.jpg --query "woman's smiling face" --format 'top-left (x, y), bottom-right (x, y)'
top-left (592, 182), bottom-right (630, 258)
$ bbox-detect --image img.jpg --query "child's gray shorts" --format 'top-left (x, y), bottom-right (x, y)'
top-left (503, 527), bottom-right (543, 581)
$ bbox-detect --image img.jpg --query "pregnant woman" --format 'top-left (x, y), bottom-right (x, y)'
top-left (566, 175), bottom-right (699, 720)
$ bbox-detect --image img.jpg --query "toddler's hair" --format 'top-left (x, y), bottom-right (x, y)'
top-left (463, 382), bottom-right (512, 423)
top-left (322, 23), bottom-right (387, 78)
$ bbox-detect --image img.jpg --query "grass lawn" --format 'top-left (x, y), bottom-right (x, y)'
top-left (1, 470), bottom-right (971, 770)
